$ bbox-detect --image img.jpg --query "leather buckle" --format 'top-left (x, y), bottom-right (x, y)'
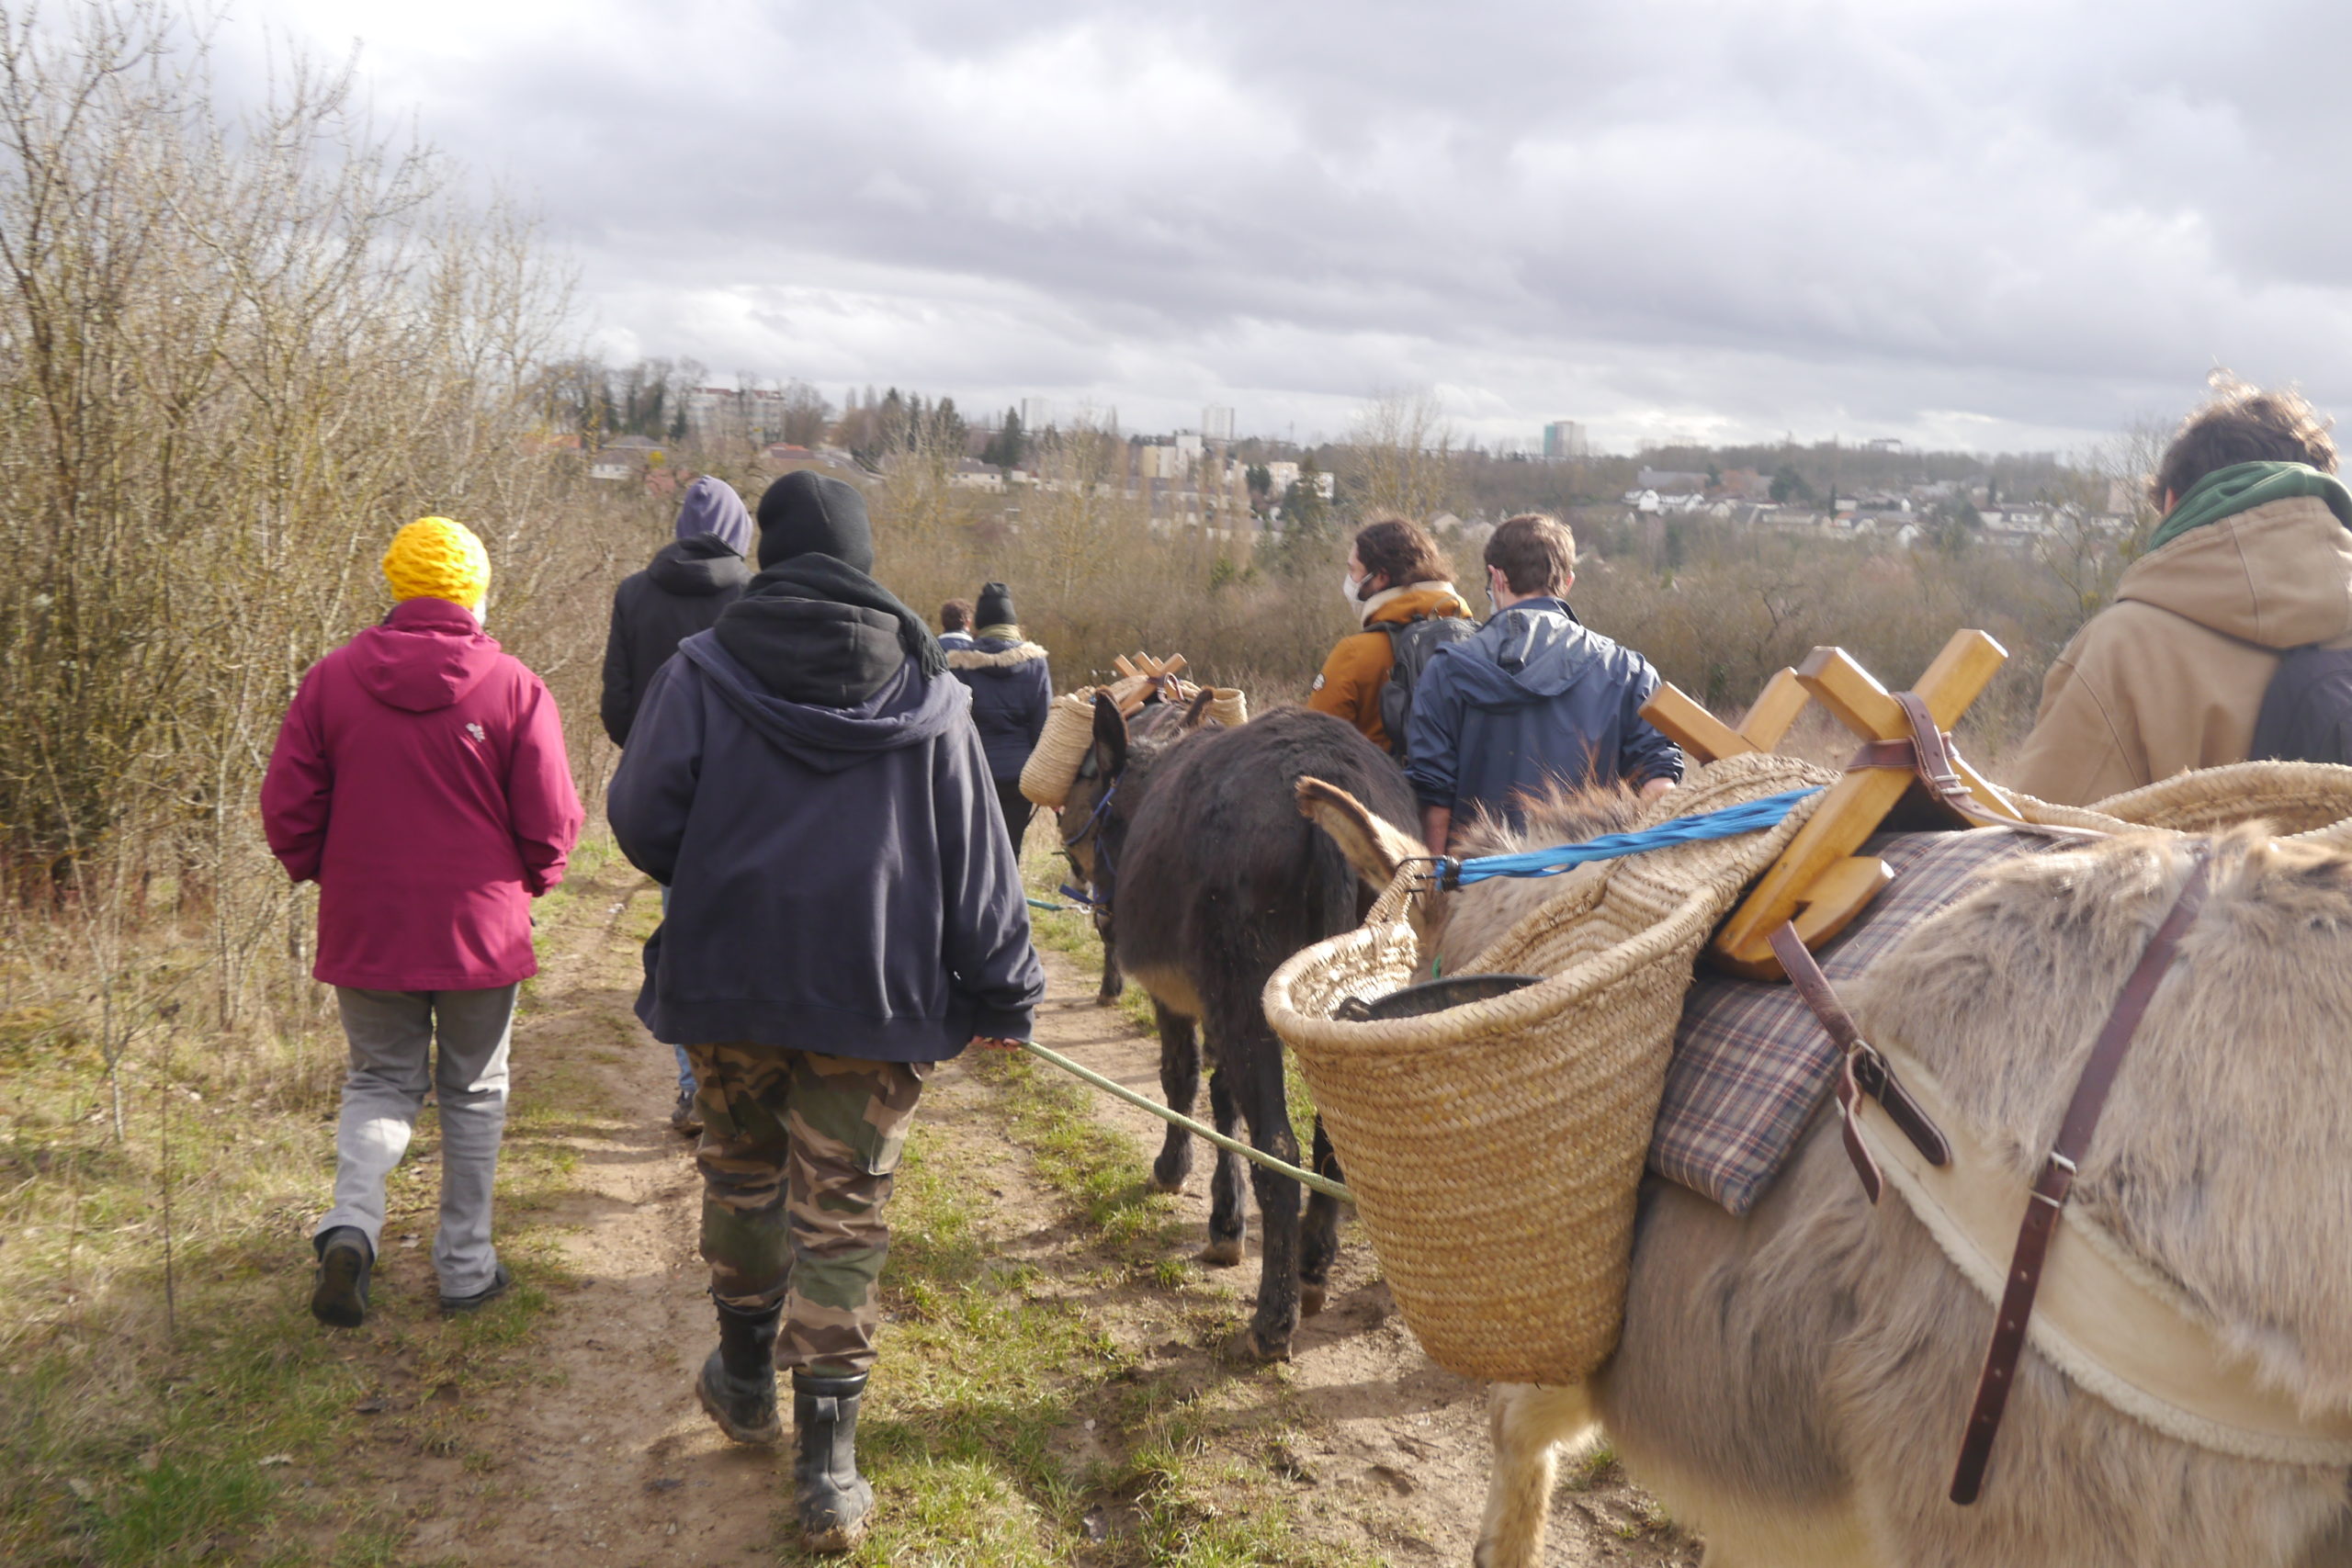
top-left (2029, 1151), bottom-right (2077, 1210)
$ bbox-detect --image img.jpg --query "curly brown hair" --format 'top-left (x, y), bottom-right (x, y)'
top-left (1351, 515), bottom-right (1452, 592)
top-left (2153, 374), bottom-right (2337, 509)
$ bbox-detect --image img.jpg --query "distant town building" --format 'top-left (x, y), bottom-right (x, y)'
top-left (1636, 467), bottom-right (1709, 491)
top-left (589, 434), bottom-right (664, 481)
top-left (1542, 421), bottom-right (1588, 460)
top-left (684, 386), bottom-right (786, 445)
top-left (1020, 396), bottom-right (1053, 432)
top-left (1865, 436), bottom-right (1903, 453)
top-left (1202, 406), bottom-right (1237, 442)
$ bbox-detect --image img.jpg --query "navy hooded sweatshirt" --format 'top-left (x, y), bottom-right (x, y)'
top-left (606, 578), bottom-right (1044, 1061)
top-left (1402, 597), bottom-right (1684, 829)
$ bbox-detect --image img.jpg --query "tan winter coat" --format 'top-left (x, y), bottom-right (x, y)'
top-left (2007, 495), bottom-right (2352, 805)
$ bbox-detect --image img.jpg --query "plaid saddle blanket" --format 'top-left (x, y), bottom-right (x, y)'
top-left (1648, 826), bottom-right (2067, 1215)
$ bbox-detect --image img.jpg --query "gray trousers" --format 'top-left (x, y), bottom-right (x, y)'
top-left (317, 985), bottom-right (517, 1297)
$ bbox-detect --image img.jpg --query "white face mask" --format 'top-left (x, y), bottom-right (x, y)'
top-left (1341, 570), bottom-right (1366, 610)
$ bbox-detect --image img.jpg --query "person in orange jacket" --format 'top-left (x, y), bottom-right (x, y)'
top-left (1306, 515), bottom-right (1475, 753)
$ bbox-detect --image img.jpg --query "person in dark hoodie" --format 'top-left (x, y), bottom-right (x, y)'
top-left (945, 581), bottom-right (1052, 853)
top-left (600, 473), bottom-right (755, 1135)
top-left (1404, 513), bottom-right (1682, 852)
top-left (262, 517), bottom-right (582, 1329)
top-left (601, 474), bottom-right (754, 747)
top-left (606, 469), bottom-right (1043, 1553)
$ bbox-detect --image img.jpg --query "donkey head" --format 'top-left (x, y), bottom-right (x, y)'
top-left (1057, 688), bottom-right (1220, 939)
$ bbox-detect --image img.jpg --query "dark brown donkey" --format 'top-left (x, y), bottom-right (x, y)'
top-left (1074, 696), bottom-right (1418, 1359)
top-left (1057, 696), bottom-right (1203, 1004)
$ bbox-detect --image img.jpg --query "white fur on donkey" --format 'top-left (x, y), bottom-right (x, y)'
top-left (1298, 783), bottom-right (2352, 1568)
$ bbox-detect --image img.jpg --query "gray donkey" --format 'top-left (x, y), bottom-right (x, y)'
top-left (1302, 781), bottom-right (2352, 1568)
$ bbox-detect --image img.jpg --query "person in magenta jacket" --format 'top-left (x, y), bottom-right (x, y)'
top-left (261, 516), bottom-right (582, 1328)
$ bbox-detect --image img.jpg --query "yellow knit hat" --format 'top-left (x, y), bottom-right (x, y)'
top-left (382, 516), bottom-right (490, 611)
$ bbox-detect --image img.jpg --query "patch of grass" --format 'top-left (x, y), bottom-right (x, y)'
top-left (978, 1050), bottom-right (1182, 1261)
top-left (820, 1062), bottom-right (1382, 1568)
top-left (0, 862), bottom-right (629, 1565)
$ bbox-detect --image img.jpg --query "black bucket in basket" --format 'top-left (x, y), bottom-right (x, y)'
top-left (1334, 973), bottom-right (1543, 1021)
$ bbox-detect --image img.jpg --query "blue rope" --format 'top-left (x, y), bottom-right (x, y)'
top-left (1443, 787), bottom-right (1823, 886)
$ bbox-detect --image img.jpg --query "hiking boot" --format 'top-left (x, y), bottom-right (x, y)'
top-left (439, 1262), bottom-right (513, 1315)
top-left (793, 1370), bottom-right (874, 1551)
top-left (669, 1086), bottom-right (703, 1138)
top-left (310, 1227), bottom-right (373, 1328)
top-left (695, 1298), bottom-right (782, 1445)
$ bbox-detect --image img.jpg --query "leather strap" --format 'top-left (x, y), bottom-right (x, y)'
top-left (1948, 852), bottom-right (2213, 1505)
top-left (1847, 693), bottom-right (2003, 826)
top-left (1848, 737), bottom-right (1936, 772)
top-left (1768, 923), bottom-right (1951, 1206)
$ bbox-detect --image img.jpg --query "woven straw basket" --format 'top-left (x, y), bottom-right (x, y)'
top-left (1263, 752), bottom-right (1838, 1384)
top-left (1206, 687), bottom-right (1250, 727)
top-left (1020, 694), bottom-right (1099, 809)
top-left (2015, 760), bottom-right (2352, 848)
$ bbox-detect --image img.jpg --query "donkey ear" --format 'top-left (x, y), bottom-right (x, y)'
top-left (1182, 688), bottom-right (1216, 730)
top-left (1091, 692), bottom-right (1128, 775)
top-left (1297, 776), bottom-right (1420, 885)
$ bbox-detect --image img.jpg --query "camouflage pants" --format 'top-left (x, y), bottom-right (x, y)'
top-left (684, 1043), bottom-right (927, 1377)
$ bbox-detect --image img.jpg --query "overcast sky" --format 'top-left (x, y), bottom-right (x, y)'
top-left (231, 0), bottom-right (2352, 455)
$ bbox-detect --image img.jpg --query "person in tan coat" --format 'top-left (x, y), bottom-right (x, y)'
top-left (2008, 382), bottom-right (2352, 806)
top-left (1307, 515), bottom-right (1475, 754)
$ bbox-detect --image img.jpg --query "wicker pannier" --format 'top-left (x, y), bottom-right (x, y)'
top-left (1262, 753), bottom-right (1836, 1384)
top-left (1019, 694), bottom-right (1100, 809)
top-left (1205, 687), bottom-right (1250, 727)
top-left (2008, 760), bottom-right (2352, 849)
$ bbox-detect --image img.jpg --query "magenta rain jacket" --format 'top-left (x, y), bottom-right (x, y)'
top-left (261, 597), bottom-right (584, 991)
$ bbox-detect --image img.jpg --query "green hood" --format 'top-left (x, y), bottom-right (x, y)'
top-left (2149, 460), bottom-right (2352, 551)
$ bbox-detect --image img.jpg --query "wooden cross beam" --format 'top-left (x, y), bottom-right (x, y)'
top-left (1639, 666), bottom-right (1813, 764)
top-left (1709, 629), bottom-right (2018, 978)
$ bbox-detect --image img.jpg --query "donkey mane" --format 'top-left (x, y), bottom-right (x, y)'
top-left (1433, 779), bottom-right (1647, 973)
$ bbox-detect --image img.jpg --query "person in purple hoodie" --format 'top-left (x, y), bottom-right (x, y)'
top-left (262, 516), bottom-right (583, 1329)
top-left (600, 474), bottom-right (755, 1135)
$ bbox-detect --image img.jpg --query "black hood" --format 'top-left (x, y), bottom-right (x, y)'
top-left (647, 535), bottom-right (751, 597)
top-left (715, 596), bottom-right (906, 706)
top-left (711, 554), bottom-right (947, 708)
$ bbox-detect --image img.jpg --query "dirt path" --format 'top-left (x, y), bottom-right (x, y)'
top-left (345, 858), bottom-right (1690, 1565)
top-left (1025, 955), bottom-right (1690, 1568)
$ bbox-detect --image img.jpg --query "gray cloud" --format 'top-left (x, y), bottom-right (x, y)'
top-left (241, 0), bottom-right (2352, 451)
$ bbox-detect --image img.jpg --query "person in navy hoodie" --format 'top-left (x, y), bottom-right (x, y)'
top-left (600, 474), bottom-right (755, 1135)
top-left (945, 581), bottom-right (1052, 854)
top-left (607, 470), bottom-right (1042, 1551)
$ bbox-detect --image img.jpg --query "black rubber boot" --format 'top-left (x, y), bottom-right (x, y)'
top-left (792, 1370), bottom-right (874, 1551)
top-left (695, 1298), bottom-right (782, 1444)
top-left (310, 1227), bottom-right (373, 1328)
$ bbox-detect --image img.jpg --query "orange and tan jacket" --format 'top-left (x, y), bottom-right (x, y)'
top-left (1307, 581), bottom-right (1475, 751)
